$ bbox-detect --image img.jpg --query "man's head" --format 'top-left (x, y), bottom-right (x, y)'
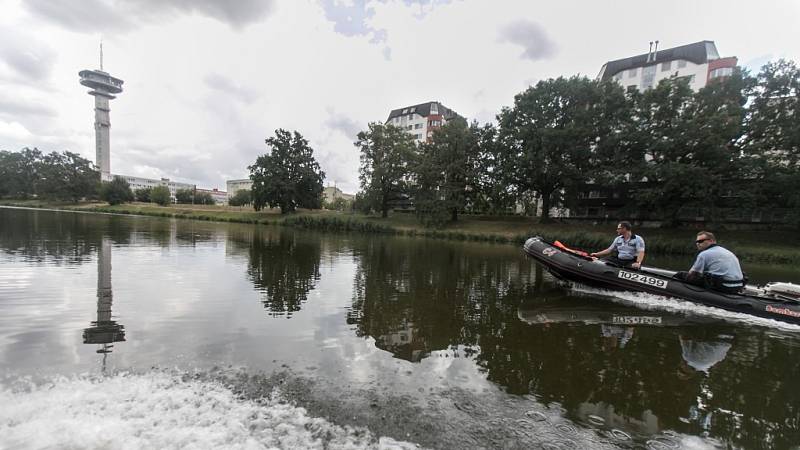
top-left (695, 231), bottom-right (716, 250)
top-left (616, 221), bottom-right (632, 235)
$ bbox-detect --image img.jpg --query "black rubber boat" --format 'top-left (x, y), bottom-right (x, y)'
top-left (523, 236), bottom-right (800, 325)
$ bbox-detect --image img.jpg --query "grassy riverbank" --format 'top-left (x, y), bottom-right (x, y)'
top-left (2, 200), bottom-right (797, 264)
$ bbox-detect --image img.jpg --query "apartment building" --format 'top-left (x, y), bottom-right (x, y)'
top-left (597, 40), bottom-right (737, 92)
top-left (385, 101), bottom-right (462, 144)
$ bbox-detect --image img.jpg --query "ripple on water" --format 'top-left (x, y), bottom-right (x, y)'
top-left (610, 428), bottom-right (632, 441)
top-left (586, 414), bottom-right (606, 426)
top-left (525, 410), bottom-right (549, 422)
top-left (647, 436), bottom-right (681, 450)
top-left (554, 423), bottom-right (577, 435)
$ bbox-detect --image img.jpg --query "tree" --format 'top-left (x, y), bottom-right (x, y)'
top-left (228, 189), bottom-right (251, 207)
top-left (356, 122), bottom-right (417, 218)
top-left (150, 185), bottom-right (171, 206)
top-left (134, 187), bottom-right (152, 202)
top-left (498, 76), bottom-right (606, 220)
top-left (100, 176), bottom-right (134, 205)
top-left (623, 74), bottom-right (748, 225)
top-left (0, 148), bottom-right (41, 199)
top-left (470, 123), bottom-right (516, 214)
top-left (742, 59), bottom-right (800, 223)
top-left (195, 191), bottom-right (215, 205)
top-left (413, 118), bottom-right (480, 224)
top-left (249, 129), bottom-right (325, 213)
top-left (175, 188), bottom-right (194, 204)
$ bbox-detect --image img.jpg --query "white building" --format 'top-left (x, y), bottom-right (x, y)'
top-left (323, 186), bottom-right (355, 204)
top-left (385, 101), bottom-right (462, 144)
top-left (116, 174), bottom-right (194, 201)
top-left (597, 41), bottom-right (737, 92)
top-left (197, 188), bottom-right (228, 205)
top-left (226, 178), bottom-right (252, 200)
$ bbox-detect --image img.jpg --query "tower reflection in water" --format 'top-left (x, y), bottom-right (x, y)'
top-left (82, 237), bottom-right (125, 370)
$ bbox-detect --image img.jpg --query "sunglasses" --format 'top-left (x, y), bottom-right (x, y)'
top-left (695, 238), bottom-right (710, 244)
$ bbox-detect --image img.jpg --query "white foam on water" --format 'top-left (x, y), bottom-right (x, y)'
top-left (570, 285), bottom-right (800, 333)
top-left (0, 371), bottom-right (421, 450)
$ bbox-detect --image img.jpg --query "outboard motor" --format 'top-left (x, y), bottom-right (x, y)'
top-left (765, 282), bottom-right (800, 302)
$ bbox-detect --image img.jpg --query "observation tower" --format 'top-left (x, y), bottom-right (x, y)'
top-left (79, 45), bottom-right (124, 181)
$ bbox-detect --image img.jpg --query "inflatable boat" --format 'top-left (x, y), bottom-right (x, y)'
top-left (523, 236), bottom-right (800, 325)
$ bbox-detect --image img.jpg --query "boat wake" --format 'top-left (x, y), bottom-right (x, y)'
top-left (0, 371), bottom-right (419, 450)
top-left (570, 284), bottom-right (800, 333)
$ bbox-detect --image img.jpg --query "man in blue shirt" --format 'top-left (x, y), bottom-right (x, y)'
top-left (677, 231), bottom-right (744, 293)
top-left (590, 221), bottom-right (645, 269)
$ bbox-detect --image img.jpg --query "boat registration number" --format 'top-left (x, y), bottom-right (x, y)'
top-left (618, 271), bottom-right (668, 289)
top-left (612, 315), bottom-right (663, 325)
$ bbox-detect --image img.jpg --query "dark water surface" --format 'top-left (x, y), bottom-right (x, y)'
top-left (1, 207), bottom-right (800, 449)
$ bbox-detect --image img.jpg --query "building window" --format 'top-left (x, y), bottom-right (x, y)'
top-left (661, 61), bottom-right (671, 72)
top-left (414, 123), bottom-right (422, 129)
top-left (430, 103), bottom-right (438, 114)
top-left (402, 108), bottom-right (407, 114)
top-left (628, 68), bottom-right (637, 78)
top-left (677, 60), bottom-right (687, 68)
top-left (710, 67), bottom-right (733, 79)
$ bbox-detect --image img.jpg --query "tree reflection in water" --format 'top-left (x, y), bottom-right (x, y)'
top-left (246, 228), bottom-right (322, 317)
top-left (347, 235), bottom-right (800, 448)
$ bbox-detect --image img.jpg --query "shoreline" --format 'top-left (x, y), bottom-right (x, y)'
top-left (1, 201), bottom-right (797, 264)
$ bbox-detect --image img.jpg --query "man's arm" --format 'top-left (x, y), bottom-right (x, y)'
top-left (590, 241), bottom-right (615, 258)
top-left (631, 239), bottom-right (645, 268)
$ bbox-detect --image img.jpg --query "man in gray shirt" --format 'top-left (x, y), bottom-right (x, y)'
top-left (677, 231), bottom-right (745, 293)
top-left (590, 221), bottom-right (645, 269)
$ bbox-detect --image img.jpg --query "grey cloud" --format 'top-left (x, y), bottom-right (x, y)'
top-left (320, 0), bottom-right (453, 43)
top-left (22, 0), bottom-right (134, 33)
top-left (22, 0), bottom-right (276, 33)
top-left (498, 20), bottom-right (556, 61)
top-left (0, 98), bottom-right (57, 119)
top-left (204, 73), bottom-right (256, 104)
top-left (0, 27), bottom-right (57, 82)
top-left (324, 109), bottom-right (362, 140)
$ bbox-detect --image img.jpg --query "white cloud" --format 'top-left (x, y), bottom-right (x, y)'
top-left (0, 120), bottom-right (33, 141)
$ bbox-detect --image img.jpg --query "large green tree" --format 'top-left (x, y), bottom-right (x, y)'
top-left (250, 129), bottom-right (325, 213)
top-left (625, 74), bottom-right (748, 224)
top-left (36, 151), bottom-right (100, 202)
top-left (742, 59), bottom-right (800, 223)
top-left (0, 148), bottom-right (41, 199)
top-left (413, 118), bottom-right (480, 224)
top-left (356, 122), bottom-right (416, 218)
top-left (498, 76), bottom-right (608, 220)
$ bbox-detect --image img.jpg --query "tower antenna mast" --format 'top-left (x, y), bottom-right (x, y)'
top-left (100, 41), bottom-right (104, 71)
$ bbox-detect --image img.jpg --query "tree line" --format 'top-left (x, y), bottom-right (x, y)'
top-left (236, 58), bottom-right (800, 226)
top-left (0, 149), bottom-right (215, 207)
top-left (353, 59), bottom-right (799, 225)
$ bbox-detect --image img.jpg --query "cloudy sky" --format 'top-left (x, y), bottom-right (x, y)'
top-left (1, 0), bottom-right (798, 194)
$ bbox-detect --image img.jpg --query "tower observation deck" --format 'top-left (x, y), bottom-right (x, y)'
top-left (79, 59), bottom-right (124, 181)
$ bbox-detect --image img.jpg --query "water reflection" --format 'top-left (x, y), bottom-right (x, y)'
top-left (82, 237), bottom-right (125, 370)
top-left (347, 238), bottom-right (526, 362)
top-left (244, 228), bottom-right (322, 317)
top-left (4, 208), bottom-right (800, 448)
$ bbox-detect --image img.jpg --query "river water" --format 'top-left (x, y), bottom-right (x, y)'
top-left (1, 207), bottom-right (799, 449)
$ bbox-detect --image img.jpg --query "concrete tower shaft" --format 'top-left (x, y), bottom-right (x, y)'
top-left (79, 69), bottom-right (124, 181)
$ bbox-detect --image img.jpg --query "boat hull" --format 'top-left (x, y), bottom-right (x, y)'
top-left (523, 237), bottom-right (800, 325)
